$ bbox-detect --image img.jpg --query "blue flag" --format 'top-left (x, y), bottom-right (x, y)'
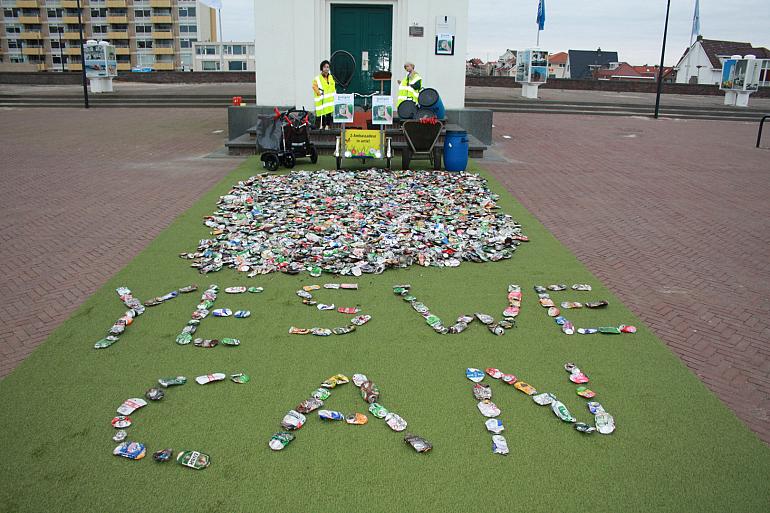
top-left (691, 0), bottom-right (700, 41)
top-left (537, 0), bottom-right (546, 31)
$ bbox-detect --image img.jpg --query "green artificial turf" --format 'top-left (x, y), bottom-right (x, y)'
top-left (1, 156), bottom-right (768, 513)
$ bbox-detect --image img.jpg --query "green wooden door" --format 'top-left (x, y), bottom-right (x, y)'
top-left (330, 4), bottom-right (392, 99)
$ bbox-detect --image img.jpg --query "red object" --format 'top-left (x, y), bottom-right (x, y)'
top-left (232, 96), bottom-right (242, 106)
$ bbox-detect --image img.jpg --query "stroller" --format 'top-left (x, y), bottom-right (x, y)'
top-left (259, 107), bottom-right (318, 171)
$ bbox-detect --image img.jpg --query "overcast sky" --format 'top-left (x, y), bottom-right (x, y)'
top-left (221, 0), bottom-right (769, 66)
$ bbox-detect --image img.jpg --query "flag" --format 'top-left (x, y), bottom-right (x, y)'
top-left (536, 0), bottom-right (546, 31)
top-left (689, 0), bottom-right (700, 45)
top-left (199, 0), bottom-right (222, 10)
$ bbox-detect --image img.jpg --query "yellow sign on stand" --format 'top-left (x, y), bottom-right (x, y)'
top-left (344, 130), bottom-right (382, 157)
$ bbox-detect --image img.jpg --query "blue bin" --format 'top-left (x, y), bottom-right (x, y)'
top-left (418, 88), bottom-right (446, 119)
top-left (443, 129), bottom-right (469, 172)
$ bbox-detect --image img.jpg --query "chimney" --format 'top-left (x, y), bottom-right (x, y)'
top-left (696, 35), bottom-right (703, 41)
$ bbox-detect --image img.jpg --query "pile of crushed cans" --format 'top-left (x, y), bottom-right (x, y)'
top-left (111, 371), bottom-right (249, 467)
top-left (270, 373), bottom-right (431, 453)
top-left (467, 364), bottom-right (615, 454)
top-left (181, 169), bottom-right (528, 277)
top-left (290, 283), bottom-right (370, 335)
top-left (393, 284), bottom-right (520, 335)
top-left (535, 284), bottom-right (636, 335)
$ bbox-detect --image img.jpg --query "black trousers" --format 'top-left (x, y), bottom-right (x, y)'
top-left (315, 113), bottom-right (333, 128)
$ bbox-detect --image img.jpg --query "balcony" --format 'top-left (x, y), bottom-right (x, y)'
top-left (18, 15), bottom-right (41, 23)
top-left (151, 31), bottom-right (172, 39)
top-left (150, 15), bottom-right (172, 23)
top-left (106, 31), bottom-right (129, 39)
top-left (117, 62), bottom-right (131, 71)
top-left (16, 0), bottom-right (39, 7)
top-left (106, 15), bottom-right (127, 23)
top-left (153, 61), bottom-right (174, 70)
top-left (61, 15), bottom-right (80, 23)
top-left (115, 47), bottom-right (130, 55)
top-left (19, 31), bottom-right (42, 39)
top-left (149, 0), bottom-right (171, 7)
top-left (152, 46), bottom-right (173, 55)
top-left (63, 47), bottom-right (81, 55)
top-left (62, 32), bottom-right (82, 39)
top-left (21, 46), bottom-right (45, 55)
top-left (68, 62), bottom-right (82, 70)
top-left (61, 1), bottom-right (80, 8)
top-left (105, 0), bottom-right (126, 7)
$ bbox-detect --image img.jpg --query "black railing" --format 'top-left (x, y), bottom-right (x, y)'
top-left (758, 115), bottom-right (770, 148)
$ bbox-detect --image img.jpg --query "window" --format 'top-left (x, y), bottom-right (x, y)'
top-left (178, 6), bottom-right (195, 17)
top-left (10, 55), bottom-right (27, 63)
top-left (92, 25), bottom-right (107, 33)
top-left (90, 8), bottom-right (106, 17)
top-left (134, 8), bottom-right (150, 17)
top-left (136, 40), bottom-right (153, 49)
top-left (6, 26), bottom-right (21, 34)
top-left (50, 39), bottom-right (61, 48)
top-left (7, 39), bottom-right (21, 49)
top-left (228, 60), bottom-right (246, 71)
top-left (179, 24), bottom-right (196, 33)
top-left (225, 45), bottom-right (246, 55)
top-left (52, 55), bottom-right (62, 64)
top-left (202, 60), bottom-right (220, 71)
top-left (3, 8), bottom-right (18, 18)
top-left (135, 24), bottom-right (152, 33)
top-left (179, 38), bottom-right (196, 48)
top-left (47, 8), bottom-right (63, 17)
top-left (195, 45), bottom-right (216, 55)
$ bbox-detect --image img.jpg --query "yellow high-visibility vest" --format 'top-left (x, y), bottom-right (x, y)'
top-left (397, 71), bottom-right (422, 106)
top-left (313, 74), bottom-right (336, 116)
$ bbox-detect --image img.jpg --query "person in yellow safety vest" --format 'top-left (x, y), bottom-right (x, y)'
top-left (397, 61), bottom-right (423, 106)
top-left (312, 60), bottom-right (336, 129)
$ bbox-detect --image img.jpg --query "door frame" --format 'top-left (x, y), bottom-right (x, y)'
top-left (318, 0), bottom-right (399, 97)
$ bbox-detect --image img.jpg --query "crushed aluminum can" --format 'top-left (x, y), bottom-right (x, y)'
top-left (177, 450), bottom-right (210, 470)
top-left (324, 283), bottom-right (341, 289)
top-left (340, 283), bottom-right (358, 290)
top-left (247, 286), bottom-right (264, 293)
top-left (466, 368), bottom-right (485, 382)
top-left (234, 310), bottom-right (251, 318)
top-left (158, 376), bottom-right (187, 388)
top-left (532, 393), bottom-right (555, 406)
top-left (296, 397), bottom-right (323, 414)
top-left (485, 418), bottom-right (504, 434)
top-left (585, 300), bottom-right (608, 309)
top-left (449, 322), bottom-right (468, 334)
top-left (346, 413), bottom-right (368, 425)
top-left (412, 302), bottom-right (429, 314)
top-left (94, 336), bottom-right (120, 349)
top-left (179, 285), bottom-right (198, 293)
top-left (473, 383), bottom-right (492, 401)
top-left (360, 381), bottom-right (380, 404)
top-left (403, 295), bottom-right (417, 302)
top-left (575, 423), bottom-right (596, 434)
top-left (457, 315), bottom-right (475, 324)
top-left (404, 433), bottom-right (432, 453)
top-left (599, 326), bottom-right (622, 334)
top-left (498, 319), bottom-right (515, 330)
top-left (220, 338), bottom-right (241, 346)
top-left (153, 448), bottom-right (174, 462)
top-left (539, 298), bottom-right (555, 307)
top-left (572, 284), bottom-right (592, 291)
top-left (194, 338), bottom-right (219, 348)
top-left (337, 307), bottom-right (360, 314)
top-left (425, 314), bottom-right (442, 327)
top-left (303, 285), bottom-right (321, 292)
top-left (317, 303), bottom-right (335, 311)
top-left (385, 412), bottom-right (408, 432)
top-left (554, 316), bottom-right (567, 326)
top-left (195, 373), bottom-right (226, 385)
top-left (594, 411), bottom-right (616, 434)
top-left (477, 400), bottom-right (501, 418)
top-left (513, 381), bottom-right (537, 395)
top-left (569, 372), bottom-right (590, 384)
top-left (368, 403), bottom-right (389, 419)
top-left (351, 315), bottom-right (371, 326)
top-left (564, 362), bottom-right (578, 373)
top-left (547, 307), bottom-right (560, 317)
top-left (501, 373), bottom-right (517, 385)
top-left (587, 402), bottom-right (605, 415)
top-left (288, 327), bottom-right (310, 335)
top-left (576, 386), bottom-right (596, 398)
top-left (212, 308), bottom-right (232, 317)
top-left (117, 398), bottom-right (147, 416)
top-left (533, 285), bottom-right (547, 293)
top-left (113, 441), bottom-right (146, 460)
top-left (351, 374), bottom-right (368, 387)
top-left (145, 388), bottom-right (165, 401)
top-left (562, 322), bottom-right (575, 335)
top-left (225, 286), bottom-right (247, 294)
top-left (502, 306), bottom-right (519, 318)
top-left (547, 284), bottom-right (567, 291)
top-left (619, 325), bottom-right (637, 334)
top-left (302, 299), bottom-right (318, 306)
top-left (269, 432), bottom-right (295, 451)
top-left (551, 401), bottom-right (576, 423)
top-left (488, 324), bottom-right (505, 336)
top-left (332, 325), bottom-right (356, 335)
top-left (561, 302), bottom-right (583, 309)
top-left (486, 368), bottom-right (503, 379)
top-left (492, 435), bottom-right (509, 455)
top-left (475, 313), bottom-right (494, 325)
top-left (230, 373), bottom-right (250, 384)
top-left (310, 328), bottom-right (332, 336)
top-left (318, 410), bottom-right (345, 421)
top-left (112, 430), bottom-right (128, 442)
top-left (312, 388), bottom-right (331, 400)
top-left (281, 410), bottom-right (306, 430)
top-left (111, 416), bottom-right (132, 429)
top-left (296, 290), bottom-right (313, 299)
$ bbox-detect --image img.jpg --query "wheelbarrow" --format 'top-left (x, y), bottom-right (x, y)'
top-left (401, 118), bottom-right (443, 170)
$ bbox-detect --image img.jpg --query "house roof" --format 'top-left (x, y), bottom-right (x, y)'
top-left (677, 38), bottom-right (770, 69)
top-left (568, 49), bottom-right (620, 79)
top-left (594, 62), bottom-right (644, 79)
top-left (632, 65), bottom-right (675, 78)
top-left (549, 52), bottom-right (568, 64)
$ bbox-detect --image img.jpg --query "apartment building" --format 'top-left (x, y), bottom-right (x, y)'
top-left (192, 41), bottom-right (254, 72)
top-left (0, 0), bottom-right (216, 72)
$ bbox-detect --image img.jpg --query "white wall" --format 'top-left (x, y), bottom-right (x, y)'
top-left (254, 0), bottom-right (469, 109)
top-left (675, 43), bottom-right (719, 85)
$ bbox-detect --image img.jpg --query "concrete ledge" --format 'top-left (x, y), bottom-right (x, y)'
top-left (445, 108), bottom-right (493, 145)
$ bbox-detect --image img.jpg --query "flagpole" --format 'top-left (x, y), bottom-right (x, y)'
top-left (537, 30), bottom-right (540, 47)
top-left (218, 8), bottom-right (223, 41)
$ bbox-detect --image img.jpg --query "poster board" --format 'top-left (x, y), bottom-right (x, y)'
top-left (516, 49), bottom-right (547, 84)
top-left (84, 42), bottom-right (117, 79)
top-left (371, 95), bottom-right (393, 125)
top-left (344, 130), bottom-right (381, 158)
top-left (333, 93), bottom-right (354, 124)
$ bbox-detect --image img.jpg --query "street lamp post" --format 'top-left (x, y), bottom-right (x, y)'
top-left (696, 65), bottom-right (703, 84)
top-left (654, 0), bottom-right (671, 119)
top-left (76, 0), bottom-right (89, 108)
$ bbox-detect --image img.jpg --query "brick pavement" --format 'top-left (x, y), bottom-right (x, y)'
top-left (484, 113), bottom-right (770, 443)
top-left (0, 108), bottom-right (240, 377)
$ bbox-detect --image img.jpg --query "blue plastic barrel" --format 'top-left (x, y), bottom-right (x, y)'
top-left (443, 129), bottom-right (469, 172)
top-left (418, 88), bottom-right (446, 119)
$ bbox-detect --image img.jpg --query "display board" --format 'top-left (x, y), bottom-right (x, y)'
top-left (84, 41), bottom-right (117, 79)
